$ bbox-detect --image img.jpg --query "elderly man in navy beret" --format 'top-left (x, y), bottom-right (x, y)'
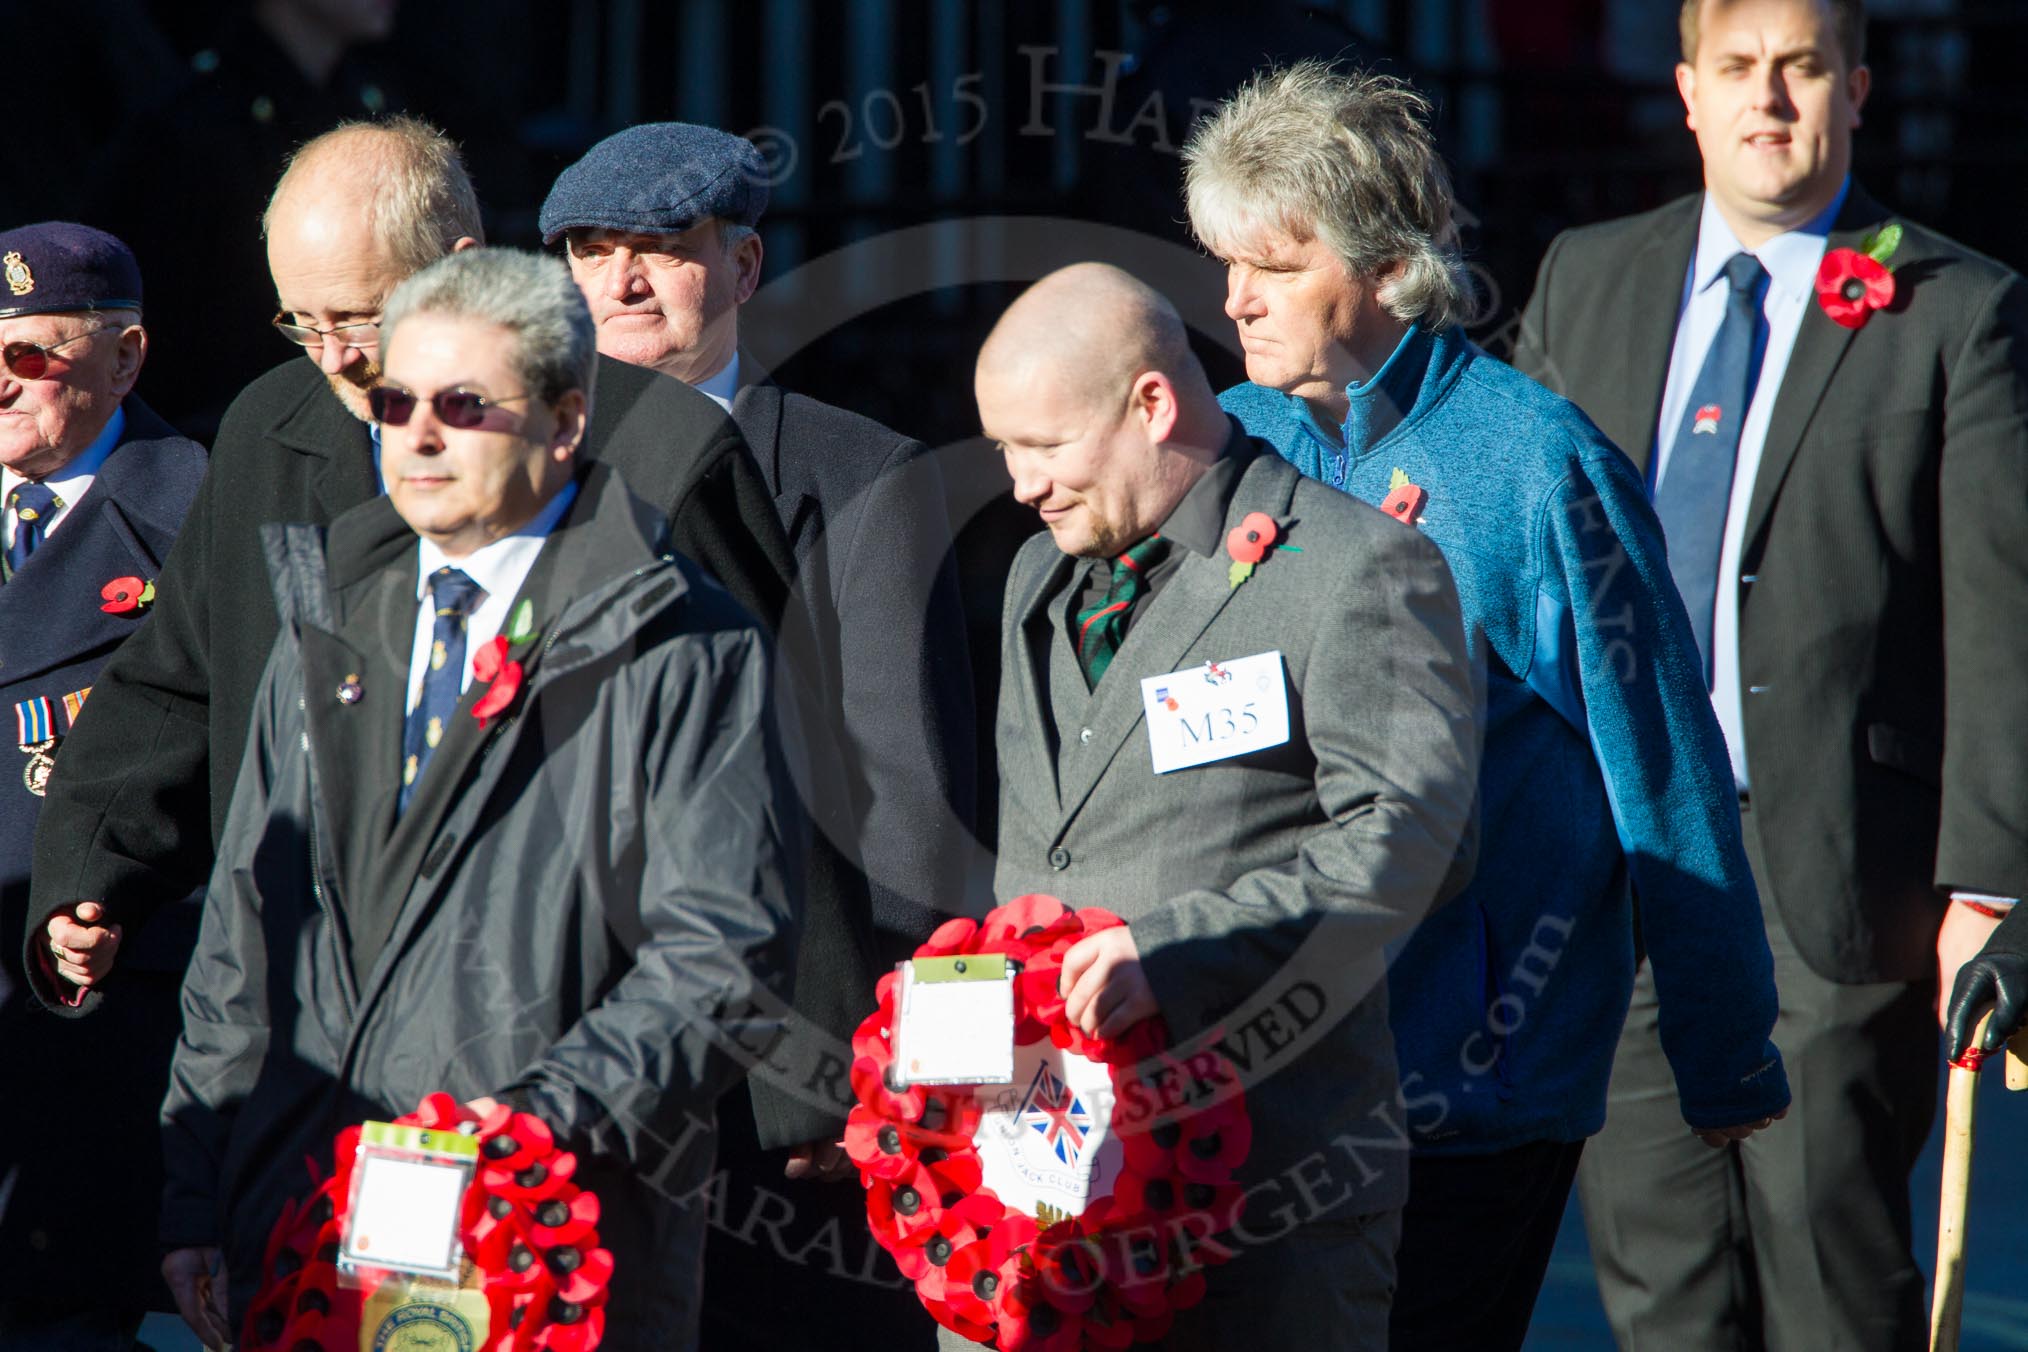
top-left (0, 222), bottom-right (205, 1349)
top-left (543, 124), bottom-right (973, 1348)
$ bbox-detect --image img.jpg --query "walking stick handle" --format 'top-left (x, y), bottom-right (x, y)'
top-left (1930, 1013), bottom-right (1989, 1352)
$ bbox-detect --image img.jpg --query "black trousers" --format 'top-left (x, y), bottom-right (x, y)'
top-left (698, 1081), bottom-right (935, 1351)
top-left (1577, 802), bottom-right (1938, 1351)
top-left (1388, 1139), bottom-right (1586, 1351)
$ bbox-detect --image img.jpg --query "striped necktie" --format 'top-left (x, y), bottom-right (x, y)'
top-left (1074, 535), bottom-right (1169, 690)
top-left (399, 567), bottom-right (483, 814)
top-left (5, 482), bottom-right (61, 577)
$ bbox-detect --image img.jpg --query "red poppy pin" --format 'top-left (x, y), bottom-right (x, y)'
top-left (470, 600), bottom-right (539, 728)
top-left (470, 636), bottom-right (525, 728)
top-left (99, 575), bottom-right (154, 615)
top-left (1815, 223), bottom-right (1901, 330)
top-left (1379, 467), bottom-right (1428, 526)
top-left (1224, 511), bottom-right (1299, 590)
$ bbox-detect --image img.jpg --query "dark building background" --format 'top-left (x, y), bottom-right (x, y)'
top-left (12, 0), bottom-right (2026, 448)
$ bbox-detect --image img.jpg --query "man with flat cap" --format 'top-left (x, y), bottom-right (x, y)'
top-left (27, 120), bottom-right (797, 1019)
top-left (543, 122), bottom-right (975, 1347)
top-left (0, 223), bottom-right (205, 1349)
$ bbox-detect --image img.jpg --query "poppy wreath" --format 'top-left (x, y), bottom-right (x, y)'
top-left (241, 1093), bottom-right (612, 1352)
top-left (847, 894), bottom-right (1253, 1350)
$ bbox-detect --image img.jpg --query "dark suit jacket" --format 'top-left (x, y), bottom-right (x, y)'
top-left (27, 355), bottom-right (794, 1010)
top-left (993, 446), bottom-right (1481, 1219)
top-left (1514, 187), bottom-right (2028, 983)
top-left (732, 380), bottom-right (976, 944)
top-left (0, 397), bottom-right (204, 1316)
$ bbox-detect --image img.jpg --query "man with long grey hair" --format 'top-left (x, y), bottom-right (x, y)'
top-left (1186, 61), bottom-right (1790, 1350)
top-left (160, 247), bottom-right (801, 1352)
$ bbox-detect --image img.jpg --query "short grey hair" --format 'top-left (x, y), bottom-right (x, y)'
top-left (380, 248), bottom-right (596, 406)
top-left (264, 115), bottom-right (485, 275)
top-left (1184, 62), bottom-right (1473, 330)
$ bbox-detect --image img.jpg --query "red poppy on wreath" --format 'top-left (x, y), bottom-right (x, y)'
top-left (848, 895), bottom-right (1253, 1348)
top-left (1815, 248), bottom-right (1895, 329)
top-left (244, 1095), bottom-right (614, 1352)
top-left (99, 575), bottom-right (154, 614)
top-left (470, 635), bottom-right (527, 728)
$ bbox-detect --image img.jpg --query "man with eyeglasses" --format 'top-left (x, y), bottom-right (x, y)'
top-left (26, 119), bottom-right (800, 1017)
top-left (0, 222), bottom-right (206, 1350)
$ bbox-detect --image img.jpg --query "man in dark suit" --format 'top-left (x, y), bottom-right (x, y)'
top-left (1514, 1), bottom-right (2028, 1345)
top-left (977, 262), bottom-right (1480, 1351)
top-left (27, 118), bottom-right (795, 1015)
top-left (0, 224), bottom-right (205, 1348)
top-left (542, 123), bottom-right (977, 1348)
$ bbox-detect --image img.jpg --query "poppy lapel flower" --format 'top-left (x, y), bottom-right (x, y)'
top-left (470, 635), bottom-right (526, 728)
top-left (1816, 223), bottom-right (1902, 330)
top-left (1379, 467), bottom-right (1428, 526)
top-left (1225, 511), bottom-right (1302, 590)
top-left (100, 575), bottom-right (155, 614)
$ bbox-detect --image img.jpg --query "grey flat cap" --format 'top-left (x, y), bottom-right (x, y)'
top-left (539, 123), bottom-right (769, 244)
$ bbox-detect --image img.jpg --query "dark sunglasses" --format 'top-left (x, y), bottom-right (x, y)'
top-left (368, 384), bottom-right (532, 429)
top-left (2, 326), bottom-right (109, 381)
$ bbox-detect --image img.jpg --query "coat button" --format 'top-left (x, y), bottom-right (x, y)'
top-left (1048, 846), bottom-right (1071, 870)
top-left (1078, 727), bottom-right (1093, 744)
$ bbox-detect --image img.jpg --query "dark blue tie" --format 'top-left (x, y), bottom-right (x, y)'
top-left (400, 567), bottom-right (483, 814)
top-left (1657, 252), bottom-right (1768, 687)
top-left (5, 482), bottom-right (61, 576)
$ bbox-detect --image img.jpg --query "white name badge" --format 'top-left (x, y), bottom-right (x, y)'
top-left (339, 1121), bottom-right (477, 1280)
top-left (1139, 650), bottom-right (1291, 774)
top-left (892, 955), bottom-right (1016, 1086)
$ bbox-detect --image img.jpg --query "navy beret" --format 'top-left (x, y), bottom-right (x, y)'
top-left (0, 222), bottom-right (142, 320)
top-left (539, 123), bottom-right (769, 245)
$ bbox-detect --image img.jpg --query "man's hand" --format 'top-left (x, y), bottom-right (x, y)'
top-left (1693, 1106), bottom-right (1788, 1148)
top-left (784, 1139), bottom-right (854, 1182)
top-left (1945, 908), bottom-right (2028, 1061)
top-left (163, 1246), bottom-right (231, 1349)
top-left (1060, 926), bottom-right (1158, 1042)
top-left (45, 901), bottom-right (122, 990)
top-left (1937, 901), bottom-right (2006, 1029)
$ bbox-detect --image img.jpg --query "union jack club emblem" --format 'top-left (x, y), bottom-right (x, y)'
top-left (1692, 404), bottom-right (1723, 435)
top-left (1018, 1064), bottom-right (1092, 1167)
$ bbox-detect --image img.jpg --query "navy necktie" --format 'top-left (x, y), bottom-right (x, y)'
top-left (1657, 252), bottom-right (1768, 687)
top-left (5, 482), bottom-right (61, 576)
top-left (400, 567), bottom-right (483, 814)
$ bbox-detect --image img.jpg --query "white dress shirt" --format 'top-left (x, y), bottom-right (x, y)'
top-left (692, 351), bottom-right (741, 411)
top-left (2, 406), bottom-right (125, 551)
top-left (1654, 181), bottom-right (1849, 789)
top-left (404, 482), bottom-right (577, 713)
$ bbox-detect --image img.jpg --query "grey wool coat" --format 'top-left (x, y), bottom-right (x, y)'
top-left (159, 465), bottom-right (802, 1351)
top-left (994, 442), bottom-right (1482, 1221)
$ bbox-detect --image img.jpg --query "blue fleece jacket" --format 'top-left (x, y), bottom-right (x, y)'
top-left (1223, 325), bottom-right (1789, 1153)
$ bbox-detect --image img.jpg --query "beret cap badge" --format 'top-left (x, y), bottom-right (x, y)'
top-left (3, 252), bottom-right (32, 297)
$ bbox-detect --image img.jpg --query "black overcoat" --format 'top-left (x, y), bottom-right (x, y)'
top-left (0, 397), bottom-right (204, 1319)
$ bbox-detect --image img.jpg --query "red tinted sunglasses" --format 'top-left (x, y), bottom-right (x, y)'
top-left (368, 384), bottom-right (531, 429)
top-left (2, 326), bottom-right (109, 381)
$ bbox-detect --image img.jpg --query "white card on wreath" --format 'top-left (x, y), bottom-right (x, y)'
top-left (1139, 650), bottom-right (1291, 773)
top-left (974, 1041), bottom-right (1124, 1219)
top-left (893, 955), bottom-right (1016, 1086)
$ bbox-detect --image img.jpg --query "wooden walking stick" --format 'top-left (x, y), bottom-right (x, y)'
top-left (1930, 1019), bottom-right (2028, 1352)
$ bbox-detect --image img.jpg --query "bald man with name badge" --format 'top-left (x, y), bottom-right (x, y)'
top-left (974, 264), bottom-right (1480, 1351)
